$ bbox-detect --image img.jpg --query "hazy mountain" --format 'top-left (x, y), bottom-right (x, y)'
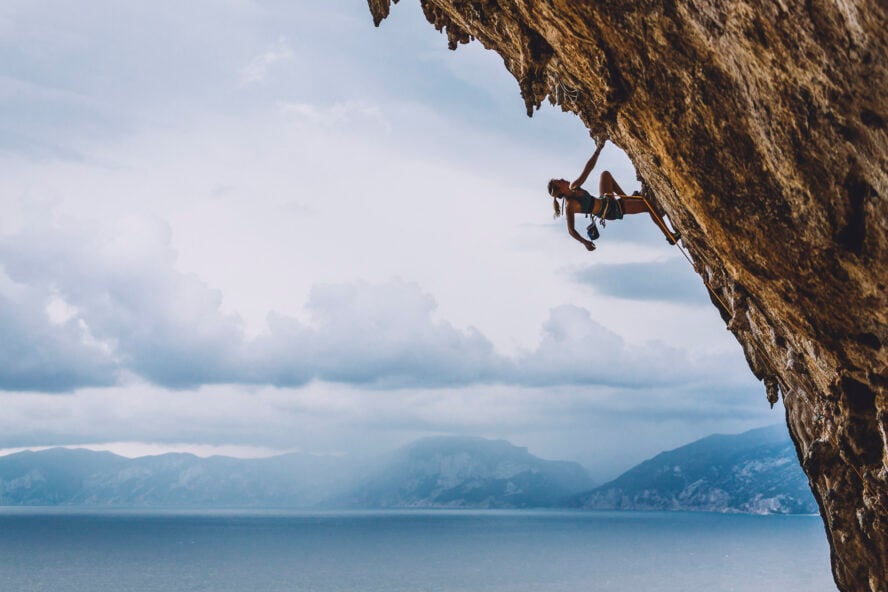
top-left (0, 438), bottom-right (592, 509)
top-left (0, 430), bottom-right (817, 512)
top-left (0, 448), bottom-right (129, 505)
top-left (570, 425), bottom-right (817, 514)
top-left (332, 436), bottom-right (596, 509)
top-left (0, 448), bottom-right (357, 507)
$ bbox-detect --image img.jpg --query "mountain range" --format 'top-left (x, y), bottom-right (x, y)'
top-left (0, 437), bottom-right (593, 509)
top-left (0, 447), bottom-right (356, 507)
top-left (0, 426), bottom-right (817, 513)
top-left (570, 425), bottom-right (817, 514)
top-left (332, 436), bottom-right (595, 508)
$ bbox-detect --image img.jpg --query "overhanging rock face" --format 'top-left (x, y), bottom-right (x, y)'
top-left (368, 2), bottom-right (887, 590)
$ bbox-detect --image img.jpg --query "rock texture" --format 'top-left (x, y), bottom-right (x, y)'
top-left (369, 2), bottom-right (886, 591)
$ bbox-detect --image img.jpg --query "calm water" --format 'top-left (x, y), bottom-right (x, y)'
top-left (0, 509), bottom-right (836, 592)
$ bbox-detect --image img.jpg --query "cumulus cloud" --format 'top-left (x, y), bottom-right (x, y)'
top-left (512, 305), bottom-right (750, 389)
top-left (514, 305), bottom-right (686, 387)
top-left (0, 276), bottom-right (116, 392)
top-left (254, 281), bottom-right (504, 388)
top-left (573, 259), bottom-right (710, 305)
top-left (0, 217), bottom-right (246, 389)
top-left (0, 216), bottom-right (751, 394)
top-left (0, 218), bottom-right (504, 390)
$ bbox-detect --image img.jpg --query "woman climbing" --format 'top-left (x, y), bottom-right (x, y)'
top-left (547, 141), bottom-right (681, 251)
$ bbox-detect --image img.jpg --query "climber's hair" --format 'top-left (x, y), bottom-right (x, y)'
top-left (547, 179), bottom-right (560, 198)
top-left (548, 179), bottom-right (563, 219)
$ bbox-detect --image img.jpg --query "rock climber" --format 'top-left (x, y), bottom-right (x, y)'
top-left (547, 141), bottom-right (681, 252)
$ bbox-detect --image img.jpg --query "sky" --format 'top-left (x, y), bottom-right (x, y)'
top-left (0, 0), bottom-right (781, 480)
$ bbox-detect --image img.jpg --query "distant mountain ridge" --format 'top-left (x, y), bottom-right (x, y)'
top-left (0, 437), bottom-right (594, 509)
top-left (0, 448), bottom-right (356, 507)
top-left (570, 425), bottom-right (817, 514)
top-left (333, 436), bottom-right (595, 509)
top-left (0, 428), bottom-right (816, 513)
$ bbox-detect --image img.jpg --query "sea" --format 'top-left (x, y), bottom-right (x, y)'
top-left (0, 508), bottom-right (836, 592)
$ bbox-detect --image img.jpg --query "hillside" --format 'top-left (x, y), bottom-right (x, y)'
top-left (0, 448), bottom-right (354, 507)
top-left (0, 438), bottom-right (592, 508)
top-left (335, 436), bottom-right (594, 508)
top-left (572, 425), bottom-right (816, 514)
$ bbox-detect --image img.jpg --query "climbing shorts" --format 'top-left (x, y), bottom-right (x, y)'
top-left (598, 195), bottom-right (625, 221)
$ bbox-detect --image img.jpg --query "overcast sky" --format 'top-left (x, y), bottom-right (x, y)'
top-left (0, 0), bottom-right (780, 480)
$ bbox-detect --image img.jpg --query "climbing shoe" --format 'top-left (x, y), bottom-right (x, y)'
top-left (666, 230), bottom-right (682, 245)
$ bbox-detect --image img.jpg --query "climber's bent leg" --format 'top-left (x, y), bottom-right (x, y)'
top-left (599, 171), bottom-right (626, 196)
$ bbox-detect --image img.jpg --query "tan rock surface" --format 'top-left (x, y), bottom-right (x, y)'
top-left (369, 2), bottom-right (887, 591)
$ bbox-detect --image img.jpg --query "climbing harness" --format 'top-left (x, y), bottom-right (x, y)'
top-left (594, 194), bottom-right (624, 226)
top-left (583, 194), bottom-right (623, 241)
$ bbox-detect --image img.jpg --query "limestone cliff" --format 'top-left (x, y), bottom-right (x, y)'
top-left (368, 2), bottom-right (887, 590)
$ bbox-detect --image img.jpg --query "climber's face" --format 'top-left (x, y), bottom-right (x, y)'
top-left (548, 179), bottom-right (570, 198)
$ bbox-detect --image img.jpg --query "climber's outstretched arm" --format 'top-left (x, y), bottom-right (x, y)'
top-left (570, 141), bottom-right (606, 190)
top-left (567, 211), bottom-right (596, 251)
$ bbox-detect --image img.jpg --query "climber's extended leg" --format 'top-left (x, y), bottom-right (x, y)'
top-left (621, 197), bottom-right (681, 244)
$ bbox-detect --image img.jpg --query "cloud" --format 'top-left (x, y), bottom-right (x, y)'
top-left (0, 74), bottom-right (121, 161)
top-left (278, 100), bottom-right (391, 133)
top-left (0, 217), bottom-right (502, 390)
top-left (252, 280), bottom-right (505, 388)
top-left (0, 216), bottom-right (750, 394)
top-left (513, 304), bottom-right (748, 389)
top-left (0, 277), bottom-right (117, 392)
top-left (0, 217), bottom-right (246, 389)
top-left (0, 0), bottom-right (751, 400)
top-left (238, 38), bottom-right (295, 86)
top-left (515, 305), bottom-right (682, 387)
top-left (572, 259), bottom-right (710, 305)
